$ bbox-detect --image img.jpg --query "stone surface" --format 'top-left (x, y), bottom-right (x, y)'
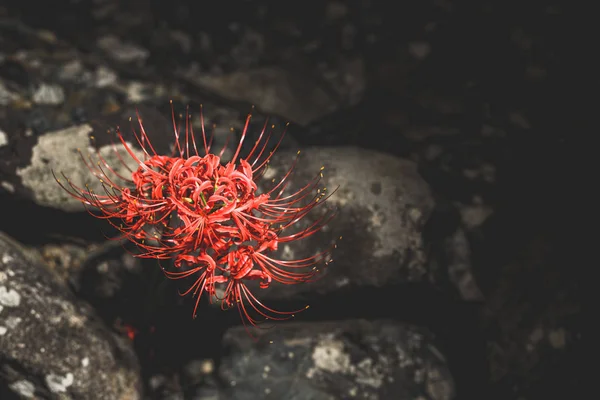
top-left (15, 124), bottom-right (143, 212)
top-left (250, 146), bottom-right (434, 301)
top-left (219, 319), bottom-right (455, 400)
top-left (183, 60), bottom-right (365, 126)
top-left (0, 232), bottom-right (142, 399)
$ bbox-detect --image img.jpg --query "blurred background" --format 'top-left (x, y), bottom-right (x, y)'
top-left (0, 1), bottom-right (584, 399)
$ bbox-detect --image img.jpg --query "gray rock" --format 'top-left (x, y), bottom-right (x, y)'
top-left (0, 232), bottom-right (142, 399)
top-left (97, 35), bottom-right (150, 64)
top-left (249, 146), bottom-right (434, 301)
top-left (0, 81), bottom-right (20, 106)
top-left (219, 319), bottom-right (455, 400)
top-left (182, 61), bottom-right (365, 126)
top-left (444, 229), bottom-right (484, 301)
top-left (184, 67), bottom-right (338, 125)
top-left (0, 128), bottom-right (7, 148)
top-left (32, 83), bottom-right (65, 106)
top-left (14, 124), bottom-right (145, 212)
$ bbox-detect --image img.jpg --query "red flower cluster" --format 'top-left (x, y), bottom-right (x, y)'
top-left (54, 103), bottom-right (337, 328)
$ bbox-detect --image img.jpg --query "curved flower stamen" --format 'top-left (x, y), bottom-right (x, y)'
top-left (54, 102), bottom-right (338, 334)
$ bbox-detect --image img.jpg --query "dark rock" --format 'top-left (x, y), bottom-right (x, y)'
top-left (97, 35), bottom-right (150, 65)
top-left (249, 146), bottom-right (435, 302)
top-left (0, 232), bottom-right (142, 399)
top-left (181, 61), bottom-right (365, 126)
top-left (219, 319), bottom-right (455, 400)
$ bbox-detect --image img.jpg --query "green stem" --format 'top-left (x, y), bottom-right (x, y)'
top-left (199, 192), bottom-right (208, 207)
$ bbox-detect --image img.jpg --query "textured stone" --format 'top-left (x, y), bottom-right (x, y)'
top-left (0, 232), bottom-right (142, 399)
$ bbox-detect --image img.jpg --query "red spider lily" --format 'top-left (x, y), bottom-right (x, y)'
top-left (54, 102), bottom-right (338, 331)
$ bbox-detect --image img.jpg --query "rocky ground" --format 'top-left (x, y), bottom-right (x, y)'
top-left (0, 1), bottom-right (583, 399)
